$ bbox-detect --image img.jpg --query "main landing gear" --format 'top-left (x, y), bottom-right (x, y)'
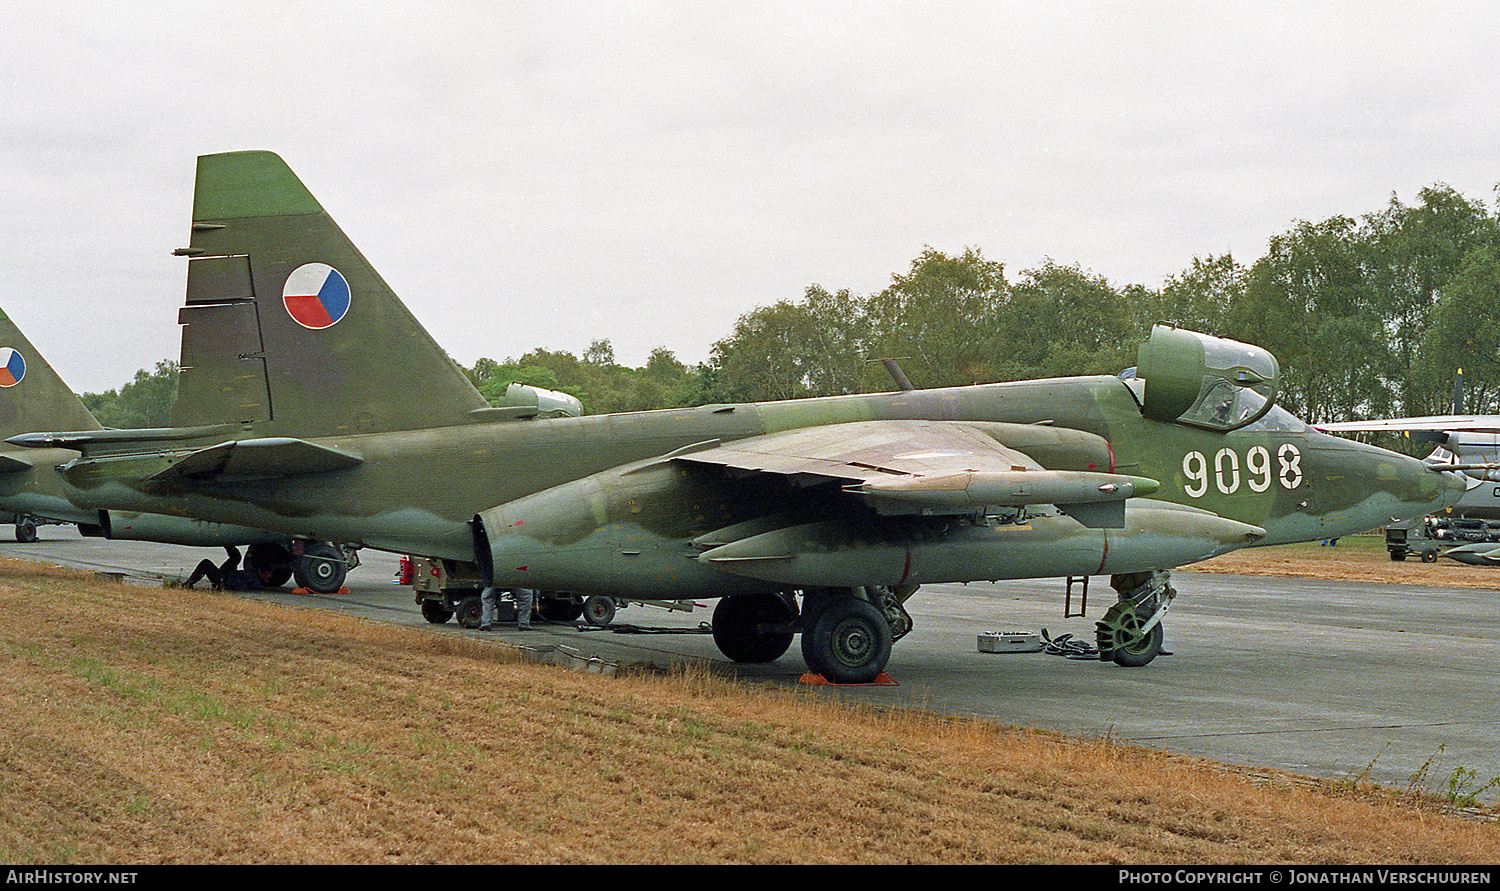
top-left (711, 586), bottom-right (915, 684)
top-left (710, 574), bottom-right (1172, 680)
top-left (241, 540), bottom-right (354, 594)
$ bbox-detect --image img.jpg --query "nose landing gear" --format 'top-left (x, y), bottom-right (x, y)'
top-left (1096, 571), bottom-right (1174, 667)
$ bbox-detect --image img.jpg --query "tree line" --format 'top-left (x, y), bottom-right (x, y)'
top-left (83, 182), bottom-right (1500, 431)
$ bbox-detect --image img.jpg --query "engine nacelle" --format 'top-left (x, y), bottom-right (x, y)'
top-left (472, 450), bottom-right (1264, 596)
top-left (696, 501), bottom-right (1264, 587)
top-left (473, 459), bottom-right (780, 600)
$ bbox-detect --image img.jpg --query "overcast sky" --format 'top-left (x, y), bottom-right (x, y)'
top-left (3, 1), bottom-right (1499, 393)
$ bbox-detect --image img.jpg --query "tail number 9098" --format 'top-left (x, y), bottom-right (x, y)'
top-left (1182, 444), bottom-right (1302, 498)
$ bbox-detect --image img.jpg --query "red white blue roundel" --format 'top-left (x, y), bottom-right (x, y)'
top-left (0, 348), bottom-right (25, 388)
top-left (282, 263), bottom-right (352, 330)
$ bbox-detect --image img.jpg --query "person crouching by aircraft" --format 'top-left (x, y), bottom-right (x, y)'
top-left (184, 545), bottom-right (273, 591)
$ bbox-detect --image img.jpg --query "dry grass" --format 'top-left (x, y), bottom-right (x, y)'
top-left (0, 554), bottom-right (1496, 864)
top-left (1192, 534), bottom-right (1500, 588)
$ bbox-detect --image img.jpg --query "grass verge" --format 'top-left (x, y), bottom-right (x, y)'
top-left (0, 555), bottom-right (1495, 864)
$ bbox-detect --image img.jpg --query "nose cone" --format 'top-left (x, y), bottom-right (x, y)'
top-left (1305, 434), bottom-right (1466, 541)
top-left (1435, 461), bottom-right (1471, 510)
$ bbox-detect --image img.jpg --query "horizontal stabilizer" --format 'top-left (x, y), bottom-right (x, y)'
top-left (146, 437), bottom-right (362, 484)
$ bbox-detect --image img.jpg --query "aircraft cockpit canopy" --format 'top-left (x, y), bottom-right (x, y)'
top-left (1135, 325), bottom-right (1279, 432)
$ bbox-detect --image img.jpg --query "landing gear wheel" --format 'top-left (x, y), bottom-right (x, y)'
top-left (420, 600), bottom-right (454, 625)
top-left (801, 597), bottom-right (892, 684)
top-left (1096, 601), bottom-right (1164, 667)
top-left (455, 594), bottom-right (482, 629)
top-left (582, 595), bottom-right (616, 626)
top-left (294, 541), bottom-right (347, 593)
top-left (712, 592), bottom-right (796, 663)
top-left (14, 520), bottom-right (36, 543)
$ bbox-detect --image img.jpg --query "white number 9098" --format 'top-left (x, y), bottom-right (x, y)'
top-left (1182, 444), bottom-right (1302, 497)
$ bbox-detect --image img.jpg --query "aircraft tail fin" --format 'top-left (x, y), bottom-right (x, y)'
top-left (0, 307), bottom-right (104, 438)
top-left (172, 150), bottom-right (491, 437)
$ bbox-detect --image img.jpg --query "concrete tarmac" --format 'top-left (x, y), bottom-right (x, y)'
top-left (7, 526), bottom-right (1497, 804)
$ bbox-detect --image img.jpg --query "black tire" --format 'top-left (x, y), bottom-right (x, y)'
top-left (801, 597), bottom-right (892, 684)
top-left (1421, 551), bottom-right (1438, 563)
top-left (455, 594), bottom-right (482, 629)
top-left (1112, 621), bottom-right (1164, 667)
top-left (583, 595), bottom-right (616, 626)
top-left (712, 592), bottom-right (795, 663)
top-left (294, 541), bottom-right (347, 593)
top-left (1390, 551), bottom-right (1406, 561)
top-left (420, 599), bottom-right (454, 625)
top-left (14, 520), bottom-right (36, 543)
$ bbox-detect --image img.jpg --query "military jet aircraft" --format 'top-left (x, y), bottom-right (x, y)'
top-left (0, 304), bottom-right (365, 588)
top-left (0, 306), bottom-right (102, 540)
top-left (11, 151), bottom-right (1466, 682)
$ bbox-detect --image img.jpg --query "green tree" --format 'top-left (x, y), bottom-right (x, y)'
top-left (1414, 245), bottom-right (1500, 414)
top-left (1360, 185), bottom-right (1500, 414)
top-left (708, 284), bottom-right (872, 402)
top-left (81, 360), bottom-right (179, 429)
top-left (864, 247), bottom-right (1006, 387)
top-left (999, 260), bottom-right (1134, 379)
top-left (1155, 254), bottom-right (1246, 336)
top-left (1229, 217), bottom-right (1391, 424)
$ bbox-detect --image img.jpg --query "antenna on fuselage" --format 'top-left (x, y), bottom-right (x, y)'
top-left (873, 358), bottom-right (915, 392)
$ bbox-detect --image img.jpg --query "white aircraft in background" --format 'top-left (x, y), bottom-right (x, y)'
top-left (1317, 371), bottom-right (1500, 563)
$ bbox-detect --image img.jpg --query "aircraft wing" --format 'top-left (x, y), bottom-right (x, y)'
top-left (672, 420), bottom-right (1158, 527)
top-left (1316, 415), bottom-right (1500, 434)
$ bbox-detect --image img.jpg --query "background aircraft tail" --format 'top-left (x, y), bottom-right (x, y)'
top-left (172, 150), bottom-right (492, 437)
top-left (0, 308), bottom-right (103, 437)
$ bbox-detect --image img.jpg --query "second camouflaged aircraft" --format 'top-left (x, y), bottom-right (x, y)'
top-left (14, 151), bottom-right (1466, 681)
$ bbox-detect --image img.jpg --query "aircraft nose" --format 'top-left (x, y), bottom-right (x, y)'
top-left (1433, 461), bottom-right (1469, 510)
top-left (1307, 433), bottom-right (1466, 538)
top-left (1380, 443), bottom-right (1466, 519)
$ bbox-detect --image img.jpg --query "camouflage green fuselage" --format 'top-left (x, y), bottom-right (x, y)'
top-left (57, 373), bottom-right (1456, 597)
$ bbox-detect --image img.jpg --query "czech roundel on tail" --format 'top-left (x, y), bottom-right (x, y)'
top-left (10, 151), bottom-right (1468, 682)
